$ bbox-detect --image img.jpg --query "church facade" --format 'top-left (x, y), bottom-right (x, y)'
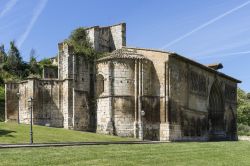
top-left (5, 23), bottom-right (241, 141)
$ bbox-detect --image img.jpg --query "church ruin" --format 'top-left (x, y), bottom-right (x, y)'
top-left (5, 23), bottom-right (241, 141)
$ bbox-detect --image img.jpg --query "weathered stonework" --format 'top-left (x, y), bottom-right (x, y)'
top-left (43, 66), bottom-right (58, 79)
top-left (86, 23), bottom-right (126, 52)
top-left (5, 23), bottom-right (241, 141)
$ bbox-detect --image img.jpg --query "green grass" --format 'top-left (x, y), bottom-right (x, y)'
top-left (0, 141), bottom-right (250, 165)
top-left (0, 122), bottom-right (136, 144)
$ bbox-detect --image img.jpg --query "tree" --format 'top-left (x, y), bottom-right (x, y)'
top-left (3, 41), bottom-right (31, 79)
top-left (38, 58), bottom-right (52, 66)
top-left (5, 41), bottom-right (23, 74)
top-left (0, 44), bottom-right (7, 63)
top-left (247, 93), bottom-right (250, 100)
top-left (66, 27), bottom-right (98, 60)
top-left (237, 88), bottom-right (250, 126)
top-left (29, 49), bottom-right (40, 75)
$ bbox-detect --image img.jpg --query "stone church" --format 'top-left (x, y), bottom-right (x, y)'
top-left (5, 23), bottom-right (241, 141)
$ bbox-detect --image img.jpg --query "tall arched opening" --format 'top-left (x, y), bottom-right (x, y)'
top-left (208, 81), bottom-right (226, 140)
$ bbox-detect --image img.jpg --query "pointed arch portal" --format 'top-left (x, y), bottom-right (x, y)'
top-left (208, 81), bottom-right (226, 140)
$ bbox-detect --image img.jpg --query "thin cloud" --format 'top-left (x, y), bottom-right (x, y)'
top-left (161, 0), bottom-right (250, 49)
top-left (17, 0), bottom-right (48, 48)
top-left (197, 51), bottom-right (250, 60)
top-left (0, 0), bottom-right (19, 18)
top-left (192, 38), bottom-right (250, 58)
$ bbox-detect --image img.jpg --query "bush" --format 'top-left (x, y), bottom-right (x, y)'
top-left (238, 123), bottom-right (250, 136)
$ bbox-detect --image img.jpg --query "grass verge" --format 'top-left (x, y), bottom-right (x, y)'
top-left (0, 122), bottom-right (136, 144)
top-left (0, 141), bottom-right (250, 165)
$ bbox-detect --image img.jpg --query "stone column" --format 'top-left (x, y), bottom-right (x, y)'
top-left (138, 60), bottom-right (143, 140)
top-left (160, 61), bottom-right (170, 141)
top-left (106, 61), bottom-right (114, 134)
top-left (134, 60), bottom-right (138, 138)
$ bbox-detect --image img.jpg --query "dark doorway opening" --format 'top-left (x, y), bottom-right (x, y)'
top-left (208, 81), bottom-right (226, 140)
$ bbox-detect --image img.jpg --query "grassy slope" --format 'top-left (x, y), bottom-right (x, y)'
top-left (0, 141), bottom-right (250, 165)
top-left (0, 122), bottom-right (136, 144)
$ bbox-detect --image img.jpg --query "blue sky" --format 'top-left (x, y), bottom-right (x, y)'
top-left (0, 0), bottom-right (250, 91)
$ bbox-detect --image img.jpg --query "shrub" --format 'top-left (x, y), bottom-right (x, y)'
top-left (238, 123), bottom-right (250, 136)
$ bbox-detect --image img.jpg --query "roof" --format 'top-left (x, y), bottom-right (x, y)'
top-left (97, 48), bottom-right (149, 62)
top-left (125, 47), bottom-right (241, 83)
top-left (170, 53), bottom-right (241, 83)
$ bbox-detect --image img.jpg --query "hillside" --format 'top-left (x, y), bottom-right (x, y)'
top-left (0, 122), bottom-right (136, 144)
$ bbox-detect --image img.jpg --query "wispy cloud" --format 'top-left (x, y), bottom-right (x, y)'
top-left (0, 0), bottom-right (19, 18)
top-left (17, 0), bottom-right (48, 48)
top-left (161, 0), bottom-right (250, 49)
top-left (191, 38), bottom-right (250, 58)
top-left (197, 50), bottom-right (250, 60)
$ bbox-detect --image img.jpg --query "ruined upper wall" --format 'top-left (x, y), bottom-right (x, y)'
top-left (58, 43), bottom-right (74, 80)
top-left (86, 23), bottom-right (126, 52)
top-left (5, 83), bottom-right (19, 122)
top-left (43, 66), bottom-right (58, 79)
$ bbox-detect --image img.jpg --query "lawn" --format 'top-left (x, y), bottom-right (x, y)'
top-left (0, 141), bottom-right (250, 165)
top-left (0, 122), bottom-right (136, 144)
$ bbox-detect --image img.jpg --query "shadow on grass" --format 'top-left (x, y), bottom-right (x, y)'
top-left (0, 129), bottom-right (16, 137)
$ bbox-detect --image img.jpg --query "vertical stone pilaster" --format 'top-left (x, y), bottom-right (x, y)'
top-left (134, 60), bottom-right (138, 138)
top-left (138, 60), bottom-right (143, 140)
top-left (160, 123), bottom-right (170, 141)
top-left (106, 61), bottom-right (114, 134)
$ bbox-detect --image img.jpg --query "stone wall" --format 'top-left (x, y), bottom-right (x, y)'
top-left (96, 57), bottom-right (163, 139)
top-left (33, 79), bottom-right (63, 127)
top-left (86, 23), bottom-right (126, 52)
top-left (73, 90), bottom-right (90, 130)
top-left (58, 43), bottom-right (73, 80)
top-left (127, 48), bottom-right (170, 140)
top-left (5, 83), bottom-right (19, 122)
top-left (110, 23), bottom-right (126, 51)
top-left (58, 41), bottom-right (92, 131)
top-left (43, 66), bottom-right (58, 79)
top-left (168, 55), bottom-right (238, 141)
top-left (62, 79), bottom-right (73, 129)
top-left (96, 59), bottom-right (135, 136)
top-left (17, 79), bottom-right (64, 127)
top-left (18, 80), bottom-right (34, 124)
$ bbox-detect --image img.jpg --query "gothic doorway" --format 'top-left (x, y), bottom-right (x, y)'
top-left (208, 81), bottom-right (225, 140)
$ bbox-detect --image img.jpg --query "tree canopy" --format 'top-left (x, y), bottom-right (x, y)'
top-left (0, 44), bottom-right (7, 63)
top-left (66, 27), bottom-right (94, 58)
top-left (66, 27), bottom-right (105, 60)
top-left (237, 88), bottom-right (250, 126)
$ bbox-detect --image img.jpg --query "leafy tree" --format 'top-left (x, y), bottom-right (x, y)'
top-left (2, 41), bottom-right (31, 79)
top-left (67, 27), bottom-right (94, 56)
top-left (39, 58), bottom-right (52, 66)
top-left (247, 93), bottom-right (250, 100)
top-left (66, 27), bottom-right (105, 60)
top-left (29, 49), bottom-right (40, 75)
top-left (5, 41), bottom-right (23, 76)
top-left (0, 44), bottom-right (7, 63)
top-left (237, 88), bottom-right (250, 126)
